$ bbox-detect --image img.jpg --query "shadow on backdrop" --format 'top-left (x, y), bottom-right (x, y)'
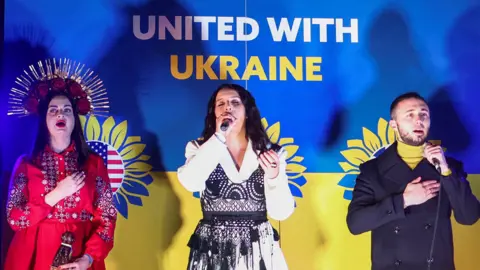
top-left (442, 4), bottom-right (480, 171)
top-left (319, 28), bottom-right (346, 149)
top-left (427, 86), bottom-right (470, 153)
top-left (349, 6), bottom-right (436, 123)
top-left (0, 21), bottom-right (53, 267)
top-left (94, 0), bottom-right (233, 268)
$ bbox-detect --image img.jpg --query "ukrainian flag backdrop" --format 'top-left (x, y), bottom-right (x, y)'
top-left (1, 0), bottom-right (479, 269)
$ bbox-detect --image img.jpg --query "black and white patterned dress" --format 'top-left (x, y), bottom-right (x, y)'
top-left (178, 136), bottom-right (294, 270)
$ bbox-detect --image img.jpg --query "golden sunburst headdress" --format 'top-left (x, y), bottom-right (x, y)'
top-left (7, 58), bottom-right (109, 117)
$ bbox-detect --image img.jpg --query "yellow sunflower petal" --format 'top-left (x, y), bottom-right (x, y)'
top-left (362, 127), bottom-right (381, 154)
top-left (101, 117), bottom-right (115, 143)
top-left (125, 170), bottom-right (149, 178)
top-left (120, 143), bottom-right (146, 161)
top-left (261, 118), bottom-right (268, 129)
top-left (126, 161), bottom-right (152, 172)
top-left (266, 122), bottom-right (281, 144)
top-left (125, 136), bottom-right (141, 145)
top-left (377, 118), bottom-right (389, 146)
top-left (347, 139), bottom-right (367, 150)
top-left (286, 163), bottom-right (306, 174)
top-left (86, 115), bottom-right (101, 141)
top-left (290, 156), bottom-right (304, 163)
top-left (111, 120), bottom-right (128, 150)
top-left (279, 138), bottom-right (294, 145)
top-left (338, 162), bottom-right (358, 172)
top-left (137, 155), bottom-right (151, 161)
top-left (283, 145), bottom-right (299, 160)
top-left (340, 148), bottom-right (370, 166)
top-left (79, 115), bottom-right (86, 130)
top-left (288, 173), bottom-right (303, 180)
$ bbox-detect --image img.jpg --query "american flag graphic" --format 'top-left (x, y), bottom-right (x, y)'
top-left (88, 141), bottom-right (125, 193)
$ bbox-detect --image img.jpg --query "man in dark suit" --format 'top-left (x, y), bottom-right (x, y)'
top-left (347, 92), bottom-right (480, 270)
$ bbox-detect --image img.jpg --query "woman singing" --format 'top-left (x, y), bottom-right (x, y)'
top-left (5, 59), bottom-right (116, 270)
top-left (177, 84), bottom-right (295, 270)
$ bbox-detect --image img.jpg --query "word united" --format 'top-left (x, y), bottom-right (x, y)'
top-left (133, 16), bottom-right (359, 43)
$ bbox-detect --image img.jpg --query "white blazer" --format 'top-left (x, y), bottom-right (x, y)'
top-left (177, 134), bottom-right (295, 221)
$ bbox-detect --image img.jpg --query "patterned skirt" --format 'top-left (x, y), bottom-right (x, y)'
top-left (186, 213), bottom-right (288, 270)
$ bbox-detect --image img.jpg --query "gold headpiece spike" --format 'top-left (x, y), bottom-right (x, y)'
top-left (9, 110), bottom-right (25, 115)
top-left (81, 70), bottom-right (94, 84)
top-left (75, 63), bottom-right (86, 80)
top-left (73, 62), bottom-right (83, 80)
top-left (53, 58), bottom-right (59, 75)
top-left (11, 87), bottom-right (28, 96)
top-left (29, 65), bottom-right (40, 80)
top-left (45, 59), bottom-right (53, 78)
top-left (15, 78), bottom-right (30, 90)
top-left (92, 101), bottom-right (110, 106)
top-left (9, 99), bottom-right (23, 103)
top-left (19, 75), bottom-right (32, 85)
top-left (67, 59), bottom-right (73, 77)
top-left (60, 58), bottom-right (66, 77)
top-left (84, 75), bottom-right (99, 86)
top-left (58, 58), bottom-right (64, 77)
top-left (9, 92), bottom-right (21, 97)
top-left (90, 84), bottom-right (104, 93)
top-left (83, 73), bottom-right (97, 86)
top-left (93, 97), bottom-right (109, 102)
top-left (8, 101), bottom-right (24, 106)
top-left (38, 61), bottom-right (47, 79)
top-left (66, 59), bottom-right (73, 78)
top-left (87, 79), bottom-right (103, 91)
top-left (90, 90), bottom-right (107, 99)
top-left (23, 69), bottom-right (34, 82)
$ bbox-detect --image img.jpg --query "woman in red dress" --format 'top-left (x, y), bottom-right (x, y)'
top-left (4, 59), bottom-right (117, 270)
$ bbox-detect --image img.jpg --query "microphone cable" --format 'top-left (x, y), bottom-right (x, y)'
top-left (427, 162), bottom-right (442, 270)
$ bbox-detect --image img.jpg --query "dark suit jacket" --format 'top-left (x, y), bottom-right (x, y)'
top-left (346, 142), bottom-right (480, 270)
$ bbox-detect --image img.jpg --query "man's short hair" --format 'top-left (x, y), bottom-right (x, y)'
top-left (390, 92), bottom-right (427, 118)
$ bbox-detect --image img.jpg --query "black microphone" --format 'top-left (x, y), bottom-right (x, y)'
top-left (432, 157), bottom-right (441, 173)
top-left (220, 119), bottom-right (231, 132)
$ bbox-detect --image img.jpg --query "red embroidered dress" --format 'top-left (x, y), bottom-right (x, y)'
top-left (4, 144), bottom-right (117, 270)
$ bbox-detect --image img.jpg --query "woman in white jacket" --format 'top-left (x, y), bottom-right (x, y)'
top-left (177, 84), bottom-right (295, 270)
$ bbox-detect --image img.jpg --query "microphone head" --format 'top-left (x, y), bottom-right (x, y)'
top-left (220, 119), bottom-right (231, 131)
top-left (432, 157), bottom-right (442, 173)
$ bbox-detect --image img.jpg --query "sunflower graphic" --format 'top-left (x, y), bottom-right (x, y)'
top-left (337, 118), bottom-right (395, 200)
top-left (262, 117), bottom-right (307, 200)
top-left (192, 117), bottom-right (307, 202)
top-left (80, 115), bottom-right (153, 219)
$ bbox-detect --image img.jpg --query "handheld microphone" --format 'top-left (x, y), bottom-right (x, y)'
top-left (220, 119), bottom-right (231, 132)
top-left (432, 158), bottom-right (441, 173)
top-left (220, 119), bottom-right (232, 132)
top-left (265, 143), bottom-right (278, 168)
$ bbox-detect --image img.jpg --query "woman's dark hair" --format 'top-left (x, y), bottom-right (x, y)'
top-left (32, 91), bottom-right (91, 166)
top-left (200, 83), bottom-right (276, 154)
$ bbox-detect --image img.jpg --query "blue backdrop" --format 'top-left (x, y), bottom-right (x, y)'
top-left (1, 1), bottom-right (480, 269)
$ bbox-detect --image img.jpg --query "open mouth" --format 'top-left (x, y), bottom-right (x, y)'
top-left (56, 120), bottom-right (66, 128)
top-left (413, 129), bottom-right (424, 135)
top-left (221, 114), bottom-right (234, 122)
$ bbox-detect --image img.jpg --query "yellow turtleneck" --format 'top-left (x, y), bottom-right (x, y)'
top-left (397, 140), bottom-right (425, 170)
top-left (397, 140), bottom-right (451, 175)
